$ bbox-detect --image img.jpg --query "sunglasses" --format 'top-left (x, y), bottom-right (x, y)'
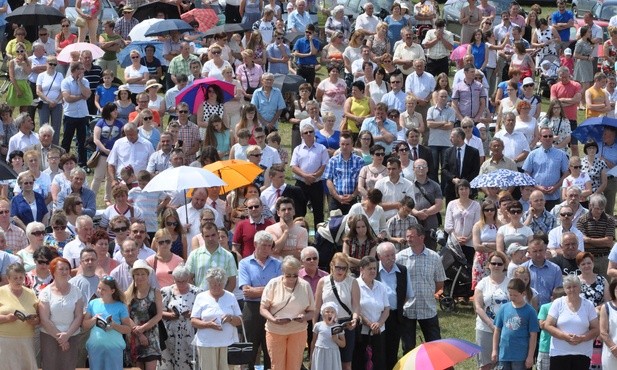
top-left (61, 24), bottom-right (70, 28)
top-left (247, 205), bottom-right (260, 210)
top-left (142, 116), bottom-right (153, 121)
top-left (31, 231), bottom-right (46, 236)
top-left (571, 165), bottom-right (582, 169)
top-left (37, 260), bottom-right (49, 265)
top-left (462, 126), bottom-right (473, 129)
top-left (302, 130), bottom-right (314, 135)
top-left (490, 262), bottom-right (504, 266)
top-left (48, 63), bottom-right (57, 66)
top-left (52, 225), bottom-right (66, 231)
top-left (131, 55), bottom-right (140, 59)
top-left (542, 135), bottom-right (554, 138)
top-left (305, 257), bottom-right (318, 262)
top-left (483, 208), bottom-right (496, 212)
top-left (178, 110), bottom-right (189, 114)
top-left (16, 50), bottom-right (25, 54)
top-left (166, 221), bottom-right (179, 227)
top-left (211, 51), bottom-right (221, 54)
top-left (39, 33), bottom-right (48, 36)
top-left (285, 274), bottom-right (299, 278)
top-left (560, 212), bottom-right (573, 217)
top-left (334, 265), bottom-right (348, 271)
top-left (158, 239), bottom-right (172, 245)
top-left (398, 148), bottom-right (409, 152)
top-left (374, 152), bottom-right (385, 156)
top-left (75, 201), bottom-right (83, 205)
top-left (21, 181), bottom-right (33, 185)
top-left (494, 299), bottom-right (508, 304)
top-left (509, 209), bottom-right (523, 214)
top-left (111, 226), bottom-right (129, 233)
top-left (250, 153), bottom-right (263, 157)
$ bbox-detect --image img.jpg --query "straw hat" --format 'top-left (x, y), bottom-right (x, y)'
top-left (145, 79), bottom-right (163, 91)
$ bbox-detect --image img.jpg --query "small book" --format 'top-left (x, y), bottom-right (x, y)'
top-left (171, 306), bottom-right (190, 317)
top-left (95, 315), bottom-right (112, 330)
top-left (14, 310), bottom-right (37, 321)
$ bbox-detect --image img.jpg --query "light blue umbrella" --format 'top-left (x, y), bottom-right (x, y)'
top-left (117, 41), bottom-right (164, 67)
top-left (470, 169), bottom-right (536, 189)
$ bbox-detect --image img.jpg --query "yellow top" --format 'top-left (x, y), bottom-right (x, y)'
top-left (586, 85), bottom-right (608, 119)
top-left (346, 96), bottom-right (371, 133)
top-left (0, 285), bottom-right (38, 338)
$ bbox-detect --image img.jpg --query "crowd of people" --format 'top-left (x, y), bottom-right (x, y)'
top-left (3, 0), bottom-right (617, 369)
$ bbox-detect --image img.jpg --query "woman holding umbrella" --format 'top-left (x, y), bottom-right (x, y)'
top-left (75, 0), bottom-right (101, 43)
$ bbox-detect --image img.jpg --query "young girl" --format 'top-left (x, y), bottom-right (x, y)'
top-left (514, 266), bottom-right (539, 311)
top-left (229, 128), bottom-right (251, 160)
top-left (342, 214), bottom-right (378, 274)
top-left (311, 302), bottom-right (346, 370)
top-left (203, 114), bottom-right (231, 160)
top-left (83, 277), bottom-right (133, 370)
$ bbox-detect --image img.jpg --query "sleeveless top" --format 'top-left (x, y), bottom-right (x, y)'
top-left (345, 96), bottom-right (371, 133)
top-left (470, 43), bottom-right (486, 70)
top-left (580, 274), bottom-right (606, 307)
top-left (322, 275), bottom-right (355, 319)
top-left (14, 62), bottom-right (28, 80)
top-left (171, 233), bottom-right (183, 258)
top-left (129, 288), bottom-right (161, 359)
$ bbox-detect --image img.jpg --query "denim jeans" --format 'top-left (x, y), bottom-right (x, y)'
top-left (429, 145), bottom-right (449, 183)
top-left (498, 361), bottom-right (527, 370)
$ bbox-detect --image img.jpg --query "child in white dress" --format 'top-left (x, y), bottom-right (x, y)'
top-left (311, 302), bottom-right (346, 370)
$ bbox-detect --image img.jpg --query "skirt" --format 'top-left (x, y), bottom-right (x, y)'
top-left (6, 79), bottom-right (33, 107)
top-left (0, 335), bottom-right (37, 370)
top-left (311, 347), bottom-right (342, 370)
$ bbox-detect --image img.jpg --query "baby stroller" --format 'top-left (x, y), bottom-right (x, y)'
top-left (537, 54), bottom-right (560, 98)
top-left (439, 236), bottom-right (472, 312)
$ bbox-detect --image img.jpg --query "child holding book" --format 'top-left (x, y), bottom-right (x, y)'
top-left (492, 278), bottom-right (540, 370)
top-left (311, 302), bottom-right (345, 370)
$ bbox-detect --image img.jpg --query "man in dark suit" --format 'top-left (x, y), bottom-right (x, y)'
top-left (25, 123), bottom-right (65, 171)
top-left (406, 128), bottom-right (433, 174)
top-left (441, 127), bottom-right (480, 203)
top-left (376, 241), bottom-right (413, 370)
top-left (260, 164), bottom-right (307, 219)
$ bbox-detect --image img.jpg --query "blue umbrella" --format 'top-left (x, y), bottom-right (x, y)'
top-left (117, 41), bottom-right (164, 67)
top-left (145, 19), bottom-right (193, 37)
top-left (470, 169), bottom-right (536, 189)
top-left (572, 116), bottom-right (617, 143)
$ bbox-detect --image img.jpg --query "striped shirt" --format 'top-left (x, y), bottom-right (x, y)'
top-left (577, 212), bottom-right (616, 255)
top-left (186, 246), bottom-right (238, 290)
top-left (128, 187), bottom-right (167, 233)
top-left (177, 121), bottom-right (200, 164)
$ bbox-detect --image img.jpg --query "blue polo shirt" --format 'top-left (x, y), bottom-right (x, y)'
top-left (293, 37), bottom-right (320, 66)
top-left (238, 255), bottom-right (282, 302)
top-left (251, 87), bottom-right (286, 124)
top-left (522, 146), bottom-right (569, 201)
top-left (551, 10), bottom-right (574, 42)
top-left (522, 259), bottom-right (563, 306)
top-left (599, 141), bottom-right (617, 167)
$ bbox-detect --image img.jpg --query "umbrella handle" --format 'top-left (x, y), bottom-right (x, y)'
top-left (184, 189), bottom-right (189, 225)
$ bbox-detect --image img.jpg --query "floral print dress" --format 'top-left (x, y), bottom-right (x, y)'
top-left (129, 288), bottom-right (162, 362)
top-left (581, 155), bottom-right (609, 193)
top-left (160, 284), bottom-right (202, 370)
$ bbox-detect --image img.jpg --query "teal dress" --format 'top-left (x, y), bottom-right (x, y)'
top-left (86, 299), bottom-right (129, 370)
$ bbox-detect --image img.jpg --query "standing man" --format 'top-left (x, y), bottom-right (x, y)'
top-left (375, 157), bottom-right (415, 220)
top-left (251, 73), bottom-right (286, 133)
top-left (325, 133), bottom-right (365, 213)
top-left (360, 103), bottom-right (397, 155)
top-left (426, 90), bottom-right (455, 181)
top-left (177, 187), bottom-right (223, 243)
top-left (441, 128), bottom-right (480, 203)
top-left (25, 124), bottom-right (64, 171)
top-left (35, 28), bottom-right (55, 56)
top-left (61, 62), bottom-right (90, 168)
top-left (287, 0), bottom-right (312, 32)
top-left (355, 2), bottom-right (379, 34)
top-left (522, 127), bottom-right (570, 211)
top-left (411, 158), bottom-right (443, 247)
top-left (452, 64), bottom-right (487, 125)
top-left (422, 19), bottom-right (454, 77)
top-left (396, 224), bottom-right (446, 353)
top-left (393, 27), bottom-right (425, 79)
top-left (550, 67), bottom-right (582, 156)
top-left (261, 165), bottom-right (305, 217)
top-left (600, 126), bottom-right (617, 214)
top-left (577, 194), bottom-right (616, 276)
top-left (551, 1), bottom-right (575, 52)
top-left (493, 113), bottom-right (530, 170)
top-left (291, 121), bottom-right (329, 230)
top-left (381, 74), bottom-right (407, 112)
top-left (292, 24), bottom-right (320, 88)
top-left (233, 197), bottom-right (274, 258)
top-left (376, 242), bottom-right (413, 370)
top-left (238, 231), bottom-right (281, 370)
top-left (267, 31), bottom-right (291, 75)
top-left (405, 59), bottom-right (435, 126)
top-left (107, 123), bottom-right (154, 185)
top-left (168, 42), bottom-right (200, 85)
top-left (521, 236), bottom-right (563, 306)
top-left (69, 247), bottom-right (100, 303)
top-left (547, 206), bottom-right (585, 255)
top-left (0, 199), bottom-right (27, 253)
top-left (81, 50), bottom-right (102, 115)
top-left (523, 190), bottom-right (557, 235)
top-left (27, 43), bottom-right (47, 120)
top-left (585, 72), bottom-right (611, 118)
top-left (186, 221), bottom-right (237, 290)
top-left (549, 232), bottom-right (582, 275)
top-left (146, 131), bottom-right (173, 174)
top-left (479, 137), bottom-right (518, 174)
top-left (63, 215), bottom-right (94, 268)
top-left (265, 197), bottom-right (308, 259)
top-left (114, 5), bottom-right (139, 42)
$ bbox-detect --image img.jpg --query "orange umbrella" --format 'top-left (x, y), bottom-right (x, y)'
top-left (180, 8), bottom-right (219, 33)
top-left (190, 159), bottom-right (264, 195)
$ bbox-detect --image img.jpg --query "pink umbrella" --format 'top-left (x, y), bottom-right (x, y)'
top-left (175, 77), bottom-right (236, 114)
top-left (450, 43), bottom-right (469, 61)
top-left (57, 42), bottom-right (105, 63)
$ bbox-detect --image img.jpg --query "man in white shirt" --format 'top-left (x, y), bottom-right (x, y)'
top-left (375, 157), bottom-right (415, 219)
top-left (112, 220), bottom-right (155, 262)
top-left (63, 215), bottom-right (94, 269)
top-left (110, 239), bottom-right (159, 292)
top-left (107, 123), bottom-right (154, 183)
top-left (351, 45), bottom-right (377, 78)
top-left (405, 59), bottom-right (435, 124)
top-left (177, 187), bottom-right (223, 243)
top-left (261, 164), bottom-right (305, 216)
top-left (355, 2), bottom-right (379, 34)
top-left (393, 27), bottom-right (425, 77)
top-left (547, 205), bottom-right (585, 254)
top-left (253, 126), bottom-right (281, 169)
top-left (6, 113), bottom-right (39, 162)
top-left (493, 112), bottom-right (530, 169)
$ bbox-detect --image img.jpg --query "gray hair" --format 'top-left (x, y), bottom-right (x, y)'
top-left (503, 112), bottom-right (516, 121)
top-left (589, 193), bottom-right (607, 210)
top-left (461, 117), bottom-right (474, 127)
top-left (39, 123), bottom-right (55, 136)
top-left (254, 230), bottom-right (274, 246)
top-left (261, 72), bottom-right (274, 81)
top-left (76, 215), bottom-right (93, 230)
top-left (300, 246), bottom-right (319, 261)
top-left (558, 66), bottom-right (571, 77)
top-left (566, 185), bottom-right (582, 195)
top-left (123, 122), bottom-right (137, 133)
top-left (70, 167), bottom-right (86, 178)
top-left (282, 255), bottom-right (302, 270)
top-left (205, 267), bottom-right (227, 286)
top-left (563, 274), bottom-right (581, 288)
top-left (14, 113), bottom-right (31, 129)
top-left (25, 221), bottom-right (45, 236)
top-left (172, 265), bottom-right (191, 281)
top-left (17, 171), bottom-right (34, 185)
top-left (376, 241), bottom-right (396, 256)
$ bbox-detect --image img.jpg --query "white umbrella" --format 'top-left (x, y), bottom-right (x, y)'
top-left (129, 18), bottom-right (164, 41)
top-left (143, 166), bottom-right (227, 223)
top-left (57, 42), bottom-right (104, 63)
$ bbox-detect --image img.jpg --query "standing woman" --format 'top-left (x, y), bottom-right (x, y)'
top-left (246, 31), bottom-right (267, 66)
top-left (496, 201), bottom-right (534, 253)
top-left (343, 80), bottom-right (374, 139)
top-left (36, 56), bottom-right (63, 140)
top-left (316, 65), bottom-right (348, 131)
top-left (236, 49), bottom-right (263, 104)
top-left (55, 19), bottom-right (77, 76)
top-left (600, 279), bottom-right (617, 368)
top-left (577, 252), bottom-right (610, 308)
top-left (602, 28), bottom-right (617, 76)
top-left (203, 115), bottom-right (231, 160)
top-left (472, 200), bottom-right (502, 290)
top-left (146, 229), bottom-right (185, 289)
top-left (114, 85), bottom-right (136, 124)
top-left (0, 263), bottom-right (40, 370)
top-left (574, 26), bottom-right (594, 103)
top-left (260, 256), bottom-right (315, 370)
top-left (354, 131), bottom-right (374, 165)
top-left (581, 140), bottom-right (608, 197)
top-left (137, 109), bottom-right (161, 151)
top-left (354, 256), bottom-right (389, 370)
top-left (197, 85), bottom-right (225, 141)
top-left (75, 0), bottom-right (101, 43)
top-left (159, 207), bottom-right (188, 260)
top-left (316, 112), bottom-right (341, 157)
top-left (524, 10), bottom-right (539, 44)
top-left (325, 6), bottom-right (351, 42)
top-left (314, 253), bottom-right (361, 370)
top-left (544, 275), bottom-right (599, 370)
top-left (342, 214), bottom-right (379, 273)
top-left (515, 100), bottom-right (539, 147)
top-left (366, 23), bottom-right (390, 61)
top-left (539, 100), bottom-right (570, 151)
top-left (124, 50), bottom-right (150, 102)
top-left (445, 179), bottom-right (482, 273)
top-left (532, 18), bottom-right (560, 67)
top-left (384, 5), bottom-right (407, 52)
top-left (222, 66), bottom-right (244, 132)
top-left (161, 265), bottom-right (202, 370)
top-left (240, 0), bottom-right (262, 31)
top-left (7, 42), bottom-right (32, 113)
top-left (467, 29), bottom-right (488, 71)
top-left (91, 102), bottom-right (123, 206)
top-left (460, 0), bottom-right (482, 49)
top-left (11, 173), bottom-right (48, 229)
top-left (38, 257), bottom-right (84, 370)
top-left (191, 268), bottom-right (242, 370)
top-left (365, 67), bottom-right (388, 104)
top-left (357, 144), bottom-right (387, 198)
top-left (90, 229), bottom-right (118, 277)
top-left (511, 41), bottom-right (535, 79)
top-left (474, 251), bottom-right (510, 370)
top-left (83, 276), bottom-right (133, 370)
top-left (125, 260), bottom-right (163, 370)
top-left (289, 83), bottom-right (315, 150)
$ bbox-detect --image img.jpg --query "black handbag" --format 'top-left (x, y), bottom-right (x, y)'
top-left (227, 317), bottom-right (253, 365)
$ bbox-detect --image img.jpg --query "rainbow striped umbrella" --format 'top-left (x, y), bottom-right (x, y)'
top-left (394, 338), bottom-right (481, 370)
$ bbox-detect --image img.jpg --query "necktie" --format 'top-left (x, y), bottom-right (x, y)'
top-left (457, 147), bottom-right (462, 177)
top-left (211, 200), bottom-right (216, 210)
top-left (276, 188), bottom-right (281, 198)
top-left (412, 146), bottom-right (418, 161)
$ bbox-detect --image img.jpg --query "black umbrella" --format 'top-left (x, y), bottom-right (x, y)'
top-left (203, 23), bottom-right (252, 36)
top-left (6, 4), bottom-right (64, 26)
top-left (0, 161), bottom-right (18, 181)
top-left (133, 1), bottom-right (180, 22)
top-left (273, 74), bottom-right (306, 94)
top-left (145, 19), bottom-right (193, 37)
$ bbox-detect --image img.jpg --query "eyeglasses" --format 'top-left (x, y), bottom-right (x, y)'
top-left (509, 209), bottom-right (523, 214)
top-left (112, 226), bottom-right (129, 233)
top-left (166, 221), bottom-right (179, 227)
top-left (485, 22), bottom-right (492, 25)
top-left (284, 273), bottom-right (299, 278)
top-left (36, 260), bottom-right (49, 265)
top-left (542, 135), bottom-right (554, 138)
top-left (523, 84), bottom-right (534, 88)
top-left (334, 265), bottom-right (348, 271)
top-left (560, 212), bottom-right (574, 217)
top-left (374, 152), bottom-right (385, 156)
top-left (571, 165), bottom-right (582, 169)
top-left (415, 165), bottom-right (427, 170)
top-left (158, 239), bottom-right (172, 245)
top-left (490, 262), bottom-right (504, 266)
top-left (494, 299), bottom-right (508, 304)
top-left (31, 231), bottom-right (46, 236)
top-left (483, 208), bottom-right (496, 212)
top-left (131, 55), bottom-right (140, 59)
top-left (48, 63), bottom-right (57, 66)
top-left (142, 116), bottom-right (153, 121)
top-left (247, 205), bottom-right (260, 210)
top-left (250, 153), bottom-right (262, 157)
top-left (52, 225), bottom-right (66, 231)
top-left (302, 130), bottom-right (314, 135)
top-left (178, 110), bottom-right (189, 114)
top-left (305, 257), bottom-right (318, 262)
top-left (21, 181), bottom-right (33, 185)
